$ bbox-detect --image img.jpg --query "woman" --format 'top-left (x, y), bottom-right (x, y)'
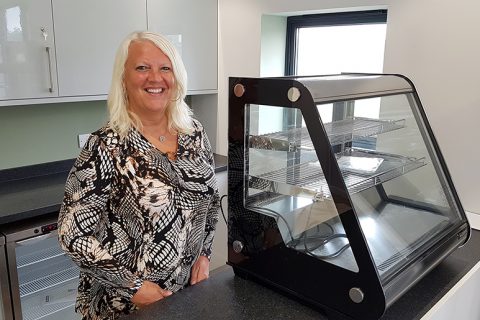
top-left (58, 31), bottom-right (219, 320)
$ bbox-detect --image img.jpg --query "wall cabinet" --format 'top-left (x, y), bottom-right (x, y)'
top-left (52, 0), bottom-right (147, 97)
top-left (0, 0), bottom-right (58, 101)
top-left (0, 0), bottom-right (217, 106)
top-left (147, 0), bottom-right (218, 94)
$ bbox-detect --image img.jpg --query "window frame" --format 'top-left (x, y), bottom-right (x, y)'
top-left (285, 10), bottom-right (388, 75)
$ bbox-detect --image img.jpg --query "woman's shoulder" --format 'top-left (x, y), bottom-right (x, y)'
top-left (89, 123), bottom-right (121, 148)
top-left (190, 118), bottom-right (205, 134)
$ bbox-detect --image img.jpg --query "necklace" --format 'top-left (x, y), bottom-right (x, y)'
top-left (159, 135), bottom-right (166, 142)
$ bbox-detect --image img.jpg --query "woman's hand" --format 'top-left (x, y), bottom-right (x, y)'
top-left (190, 256), bottom-right (210, 285)
top-left (131, 280), bottom-right (172, 308)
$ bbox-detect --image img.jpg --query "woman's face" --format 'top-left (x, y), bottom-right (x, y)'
top-left (123, 40), bottom-right (175, 120)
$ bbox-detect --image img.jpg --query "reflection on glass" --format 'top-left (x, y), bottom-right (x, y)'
top-left (6, 6), bottom-right (23, 42)
top-left (245, 104), bottom-right (359, 272)
top-left (244, 91), bottom-right (463, 280)
top-left (322, 93), bottom-right (463, 282)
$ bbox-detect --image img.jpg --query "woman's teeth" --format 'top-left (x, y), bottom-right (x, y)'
top-left (146, 88), bottom-right (164, 93)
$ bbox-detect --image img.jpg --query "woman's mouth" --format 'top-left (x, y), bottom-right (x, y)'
top-left (145, 88), bottom-right (164, 94)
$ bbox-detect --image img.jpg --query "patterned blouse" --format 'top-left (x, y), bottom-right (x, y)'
top-left (58, 119), bottom-right (219, 320)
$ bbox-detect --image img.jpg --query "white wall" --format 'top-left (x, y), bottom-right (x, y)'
top-left (217, 0), bottom-right (262, 157)
top-left (382, 0), bottom-right (480, 215)
top-left (218, 0), bottom-right (480, 215)
top-left (260, 15), bottom-right (286, 76)
top-left (261, 0), bottom-right (387, 16)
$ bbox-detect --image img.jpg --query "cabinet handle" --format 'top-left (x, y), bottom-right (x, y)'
top-left (16, 230), bottom-right (58, 246)
top-left (45, 46), bottom-right (54, 93)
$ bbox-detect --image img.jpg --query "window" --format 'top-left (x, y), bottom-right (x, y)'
top-left (285, 10), bottom-right (387, 76)
top-left (285, 10), bottom-right (387, 148)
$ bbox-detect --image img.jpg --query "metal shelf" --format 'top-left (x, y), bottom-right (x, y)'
top-left (249, 148), bottom-right (426, 199)
top-left (19, 258), bottom-right (79, 298)
top-left (249, 117), bottom-right (405, 151)
top-left (17, 245), bottom-right (65, 269)
top-left (23, 301), bottom-right (77, 320)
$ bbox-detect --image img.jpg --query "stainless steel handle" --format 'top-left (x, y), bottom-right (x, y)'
top-left (45, 46), bottom-right (54, 93)
top-left (16, 230), bottom-right (58, 246)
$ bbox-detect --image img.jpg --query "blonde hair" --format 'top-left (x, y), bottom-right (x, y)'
top-left (107, 31), bottom-right (193, 138)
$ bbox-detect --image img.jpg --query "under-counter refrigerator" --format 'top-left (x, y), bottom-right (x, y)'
top-left (0, 233), bottom-right (13, 319)
top-left (1, 213), bottom-right (80, 320)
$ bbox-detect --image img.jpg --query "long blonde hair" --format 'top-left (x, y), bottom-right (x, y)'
top-left (107, 31), bottom-right (193, 138)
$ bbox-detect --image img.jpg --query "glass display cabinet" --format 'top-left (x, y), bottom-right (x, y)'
top-left (227, 73), bottom-right (470, 320)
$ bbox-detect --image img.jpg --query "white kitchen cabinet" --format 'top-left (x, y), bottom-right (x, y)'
top-left (0, 0), bottom-right (58, 101)
top-left (52, 0), bottom-right (147, 97)
top-left (0, 0), bottom-right (218, 105)
top-left (147, 0), bottom-right (218, 94)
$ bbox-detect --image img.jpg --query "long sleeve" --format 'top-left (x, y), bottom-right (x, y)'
top-left (199, 129), bottom-right (220, 259)
top-left (58, 134), bottom-right (142, 298)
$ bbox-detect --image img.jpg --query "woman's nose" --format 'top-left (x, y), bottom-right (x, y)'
top-left (148, 69), bottom-right (164, 82)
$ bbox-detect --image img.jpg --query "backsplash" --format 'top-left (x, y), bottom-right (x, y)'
top-left (0, 101), bottom-right (107, 170)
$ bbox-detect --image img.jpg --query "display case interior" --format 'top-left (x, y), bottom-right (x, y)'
top-left (227, 74), bottom-right (470, 320)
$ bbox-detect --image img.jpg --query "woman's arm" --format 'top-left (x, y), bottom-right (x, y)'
top-left (199, 128), bottom-right (220, 260)
top-left (58, 133), bottom-right (142, 299)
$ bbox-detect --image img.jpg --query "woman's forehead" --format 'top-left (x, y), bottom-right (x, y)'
top-left (127, 40), bottom-right (171, 63)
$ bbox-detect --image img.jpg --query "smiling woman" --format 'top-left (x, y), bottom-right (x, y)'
top-left (57, 31), bottom-right (220, 320)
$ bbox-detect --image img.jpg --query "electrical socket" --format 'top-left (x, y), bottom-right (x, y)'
top-left (78, 134), bottom-right (90, 148)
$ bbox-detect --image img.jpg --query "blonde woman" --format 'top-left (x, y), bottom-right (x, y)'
top-left (58, 31), bottom-right (219, 320)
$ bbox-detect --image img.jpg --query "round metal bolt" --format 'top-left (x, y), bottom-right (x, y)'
top-left (234, 84), bottom-right (245, 97)
top-left (349, 287), bottom-right (364, 303)
top-left (232, 240), bottom-right (244, 253)
top-left (287, 87), bottom-right (301, 102)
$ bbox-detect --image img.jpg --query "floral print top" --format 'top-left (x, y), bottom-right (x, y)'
top-left (58, 119), bottom-right (219, 320)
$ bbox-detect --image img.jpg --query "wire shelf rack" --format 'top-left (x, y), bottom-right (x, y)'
top-left (23, 301), bottom-right (76, 320)
top-left (17, 245), bottom-right (65, 269)
top-left (249, 149), bottom-right (426, 199)
top-left (19, 257), bottom-right (79, 298)
top-left (249, 117), bottom-right (406, 151)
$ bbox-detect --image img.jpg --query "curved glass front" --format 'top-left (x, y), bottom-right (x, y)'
top-left (243, 92), bottom-right (464, 281)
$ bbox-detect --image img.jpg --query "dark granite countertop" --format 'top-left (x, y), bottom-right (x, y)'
top-left (0, 159), bottom-right (74, 224)
top-left (123, 230), bottom-right (480, 320)
top-left (214, 153), bottom-right (227, 173)
top-left (0, 154), bottom-right (227, 225)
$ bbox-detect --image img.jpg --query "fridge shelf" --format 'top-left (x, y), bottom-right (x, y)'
top-left (249, 117), bottom-right (406, 152)
top-left (17, 245), bottom-right (65, 269)
top-left (20, 259), bottom-right (78, 298)
top-left (249, 148), bottom-right (426, 199)
top-left (23, 301), bottom-right (76, 320)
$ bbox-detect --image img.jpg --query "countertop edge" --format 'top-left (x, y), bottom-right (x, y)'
top-left (123, 230), bottom-right (480, 320)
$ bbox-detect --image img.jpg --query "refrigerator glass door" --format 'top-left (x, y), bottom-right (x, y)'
top-left (8, 231), bottom-right (80, 320)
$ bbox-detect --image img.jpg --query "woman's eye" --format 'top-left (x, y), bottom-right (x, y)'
top-left (161, 66), bottom-right (171, 72)
top-left (136, 65), bottom-right (149, 71)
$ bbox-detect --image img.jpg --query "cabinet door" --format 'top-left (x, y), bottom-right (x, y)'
top-left (147, 0), bottom-right (218, 93)
top-left (0, 0), bottom-right (58, 100)
top-left (52, 0), bottom-right (147, 97)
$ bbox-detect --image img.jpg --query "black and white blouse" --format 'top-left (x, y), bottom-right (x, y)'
top-left (58, 119), bottom-right (219, 320)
